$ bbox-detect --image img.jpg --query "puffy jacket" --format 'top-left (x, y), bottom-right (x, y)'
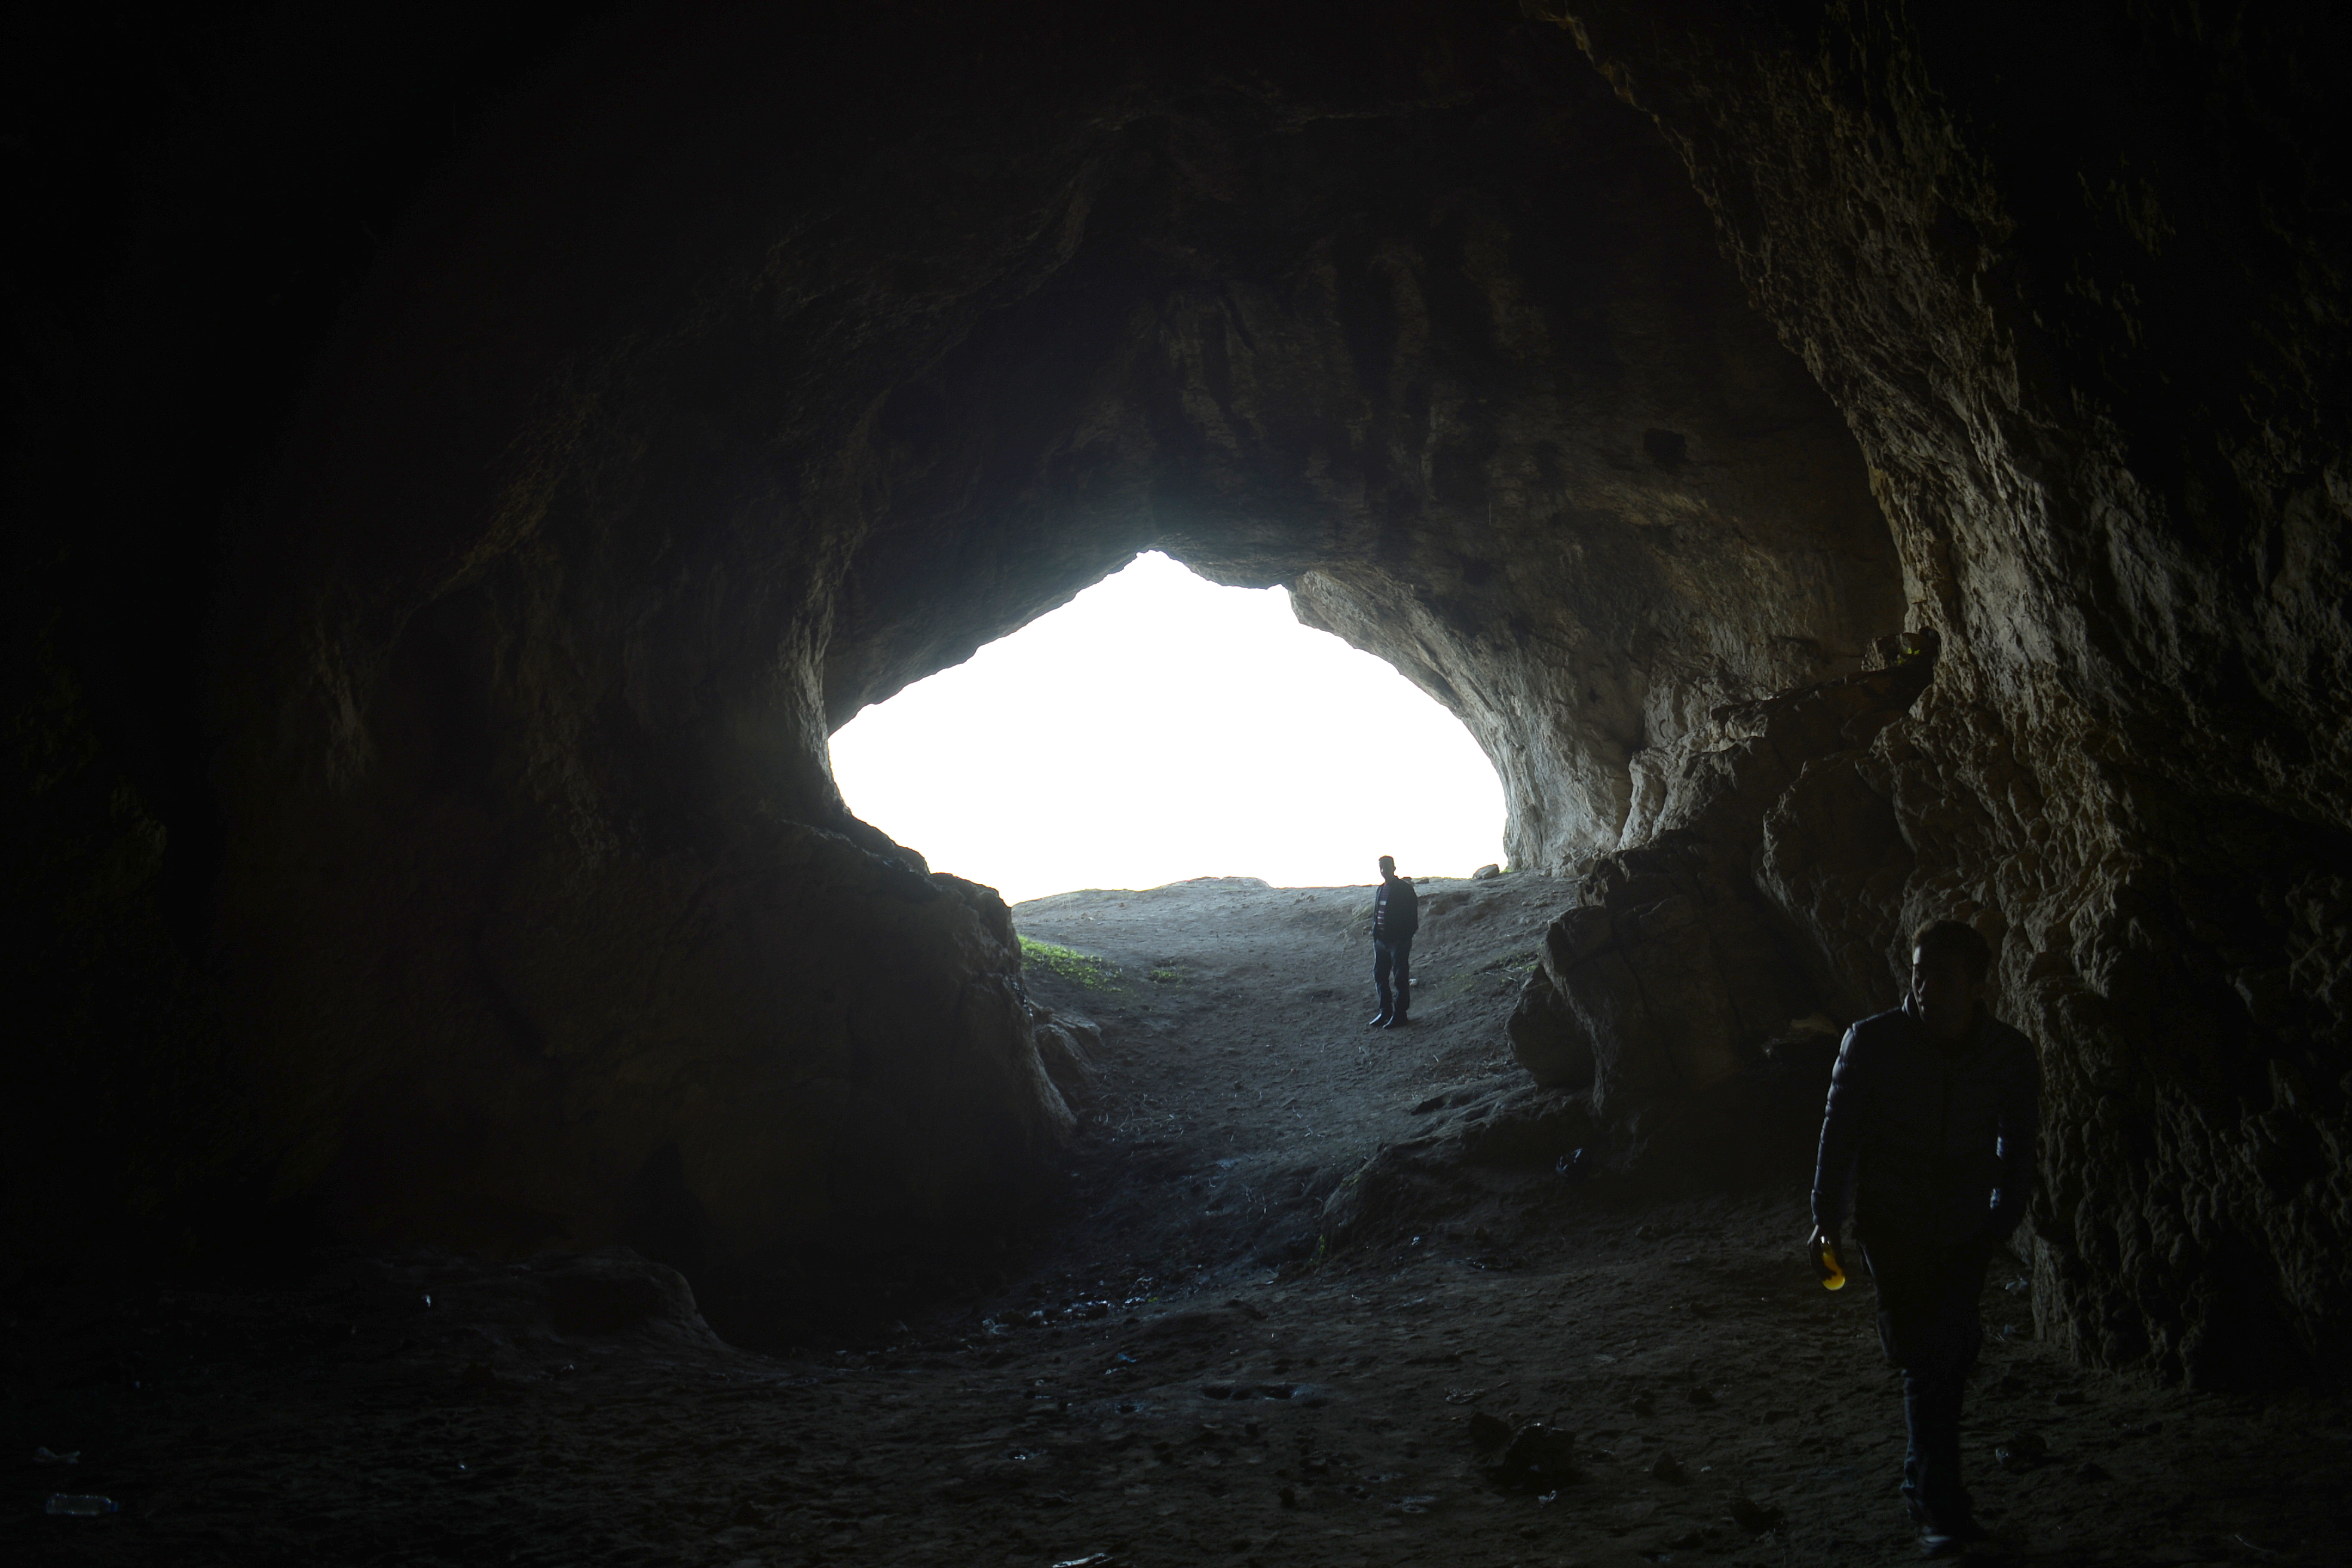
top-left (1374, 876), bottom-right (1418, 940)
top-left (1812, 998), bottom-right (2041, 1250)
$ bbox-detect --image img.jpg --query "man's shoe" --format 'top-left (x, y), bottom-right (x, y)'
top-left (1383, 1012), bottom-right (1410, 1028)
top-left (1367, 1010), bottom-right (1392, 1028)
top-left (1918, 1526), bottom-right (1964, 1558)
top-left (1918, 1517), bottom-right (1986, 1557)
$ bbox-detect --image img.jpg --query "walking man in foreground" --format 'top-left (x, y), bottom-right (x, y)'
top-left (1367, 855), bottom-right (1419, 1028)
top-left (1810, 919), bottom-right (2041, 1557)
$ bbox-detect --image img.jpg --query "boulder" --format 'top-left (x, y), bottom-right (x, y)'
top-left (1505, 966), bottom-right (1593, 1091)
top-left (291, 819), bottom-right (1076, 1266)
top-left (1029, 1006), bottom-right (1104, 1104)
top-left (1506, 662), bottom-right (1932, 1117)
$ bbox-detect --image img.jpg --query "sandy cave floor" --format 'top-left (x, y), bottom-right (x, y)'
top-left (8, 875), bottom-right (2350, 1567)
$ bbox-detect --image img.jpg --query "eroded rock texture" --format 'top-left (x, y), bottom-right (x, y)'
top-left (1543, 1), bottom-right (2352, 1385)
top-left (7, 0), bottom-right (2347, 1389)
top-left (191, 2), bottom-right (1897, 1275)
top-left (1507, 651), bottom-right (1933, 1108)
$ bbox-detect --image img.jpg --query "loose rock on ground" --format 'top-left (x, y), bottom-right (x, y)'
top-left (8, 878), bottom-right (2347, 1566)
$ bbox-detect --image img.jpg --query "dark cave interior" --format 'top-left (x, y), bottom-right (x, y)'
top-left (7, 1), bottom-right (2351, 1561)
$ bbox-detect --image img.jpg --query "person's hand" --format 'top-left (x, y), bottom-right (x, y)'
top-left (1807, 1226), bottom-right (1842, 1281)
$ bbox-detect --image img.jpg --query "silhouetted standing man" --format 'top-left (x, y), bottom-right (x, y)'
top-left (1810, 920), bottom-right (2040, 1557)
top-left (1368, 855), bottom-right (1419, 1029)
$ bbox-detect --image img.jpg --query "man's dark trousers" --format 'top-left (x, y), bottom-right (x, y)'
top-left (1814, 998), bottom-right (2039, 1536)
top-left (1373, 937), bottom-right (1413, 1016)
top-left (1866, 1237), bottom-right (1988, 1529)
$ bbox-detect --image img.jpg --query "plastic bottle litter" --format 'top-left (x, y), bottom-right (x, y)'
top-left (1814, 1237), bottom-right (1847, 1291)
top-left (46, 1494), bottom-right (119, 1516)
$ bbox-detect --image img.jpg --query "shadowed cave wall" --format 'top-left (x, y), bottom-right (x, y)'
top-left (202, 0), bottom-right (1897, 1271)
top-left (1546, 0), bottom-right (2352, 1388)
top-left (7, 0), bottom-right (2349, 1388)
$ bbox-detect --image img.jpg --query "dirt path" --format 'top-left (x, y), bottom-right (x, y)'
top-left (1006, 874), bottom-right (1570, 1290)
top-left (10, 878), bottom-right (2349, 1566)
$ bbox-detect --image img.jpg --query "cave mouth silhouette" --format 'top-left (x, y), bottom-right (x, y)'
top-left (13, 0), bottom-right (2352, 1414)
top-left (829, 550), bottom-right (1511, 905)
top-left (33, 0), bottom-right (1917, 1300)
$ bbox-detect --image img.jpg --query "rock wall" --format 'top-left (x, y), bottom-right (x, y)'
top-left (176, 1), bottom-right (1901, 1276)
top-left (1508, 651), bottom-right (1934, 1107)
top-left (1543, 1), bottom-right (2352, 1385)
top-left (10, 0), bottom-right (2347, 1386)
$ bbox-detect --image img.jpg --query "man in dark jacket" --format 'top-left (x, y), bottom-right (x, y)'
top-left (1809, 919), bottom-right (2041, 1557)
top-left (1368, 855), bottom-right (1419, 1028)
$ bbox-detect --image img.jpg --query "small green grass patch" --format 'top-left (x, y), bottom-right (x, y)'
top-left (1018, 936), bottom-right (1119, 989)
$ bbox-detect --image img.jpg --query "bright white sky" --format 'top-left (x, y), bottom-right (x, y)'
top-left (828, 552), bottom-right (1507, 906)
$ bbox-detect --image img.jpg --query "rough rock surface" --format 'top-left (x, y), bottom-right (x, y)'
top-left (7, 0), bottom-right (2350, 1396)
top-left (185, 5), bottom-right (1896, 1273)
top-left (13, 876), bottom-right (2347, 1566)
top-left (1550, 0), bottom-right (2352, 1386)
top-left (1507, 657), bottom-right (1935, 1112)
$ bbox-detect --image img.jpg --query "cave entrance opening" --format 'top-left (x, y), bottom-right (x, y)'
top-left (828, 550), bottom-right (1505, 905)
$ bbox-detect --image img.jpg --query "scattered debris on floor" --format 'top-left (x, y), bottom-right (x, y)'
top-left (7, 880), bottom-right (2347, 1566)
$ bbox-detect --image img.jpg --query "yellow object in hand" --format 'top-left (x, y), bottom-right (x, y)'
top-left (1816, 1238), bottom-right (1846, 1291)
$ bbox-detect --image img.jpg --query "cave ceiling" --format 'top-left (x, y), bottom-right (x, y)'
top-left (9, 0), bottom-right (2350, 1390)
top-left (230, 1), bottom-right (1900, 880)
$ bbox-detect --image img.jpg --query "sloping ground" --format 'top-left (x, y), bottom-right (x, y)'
top-left (9, 878), bottom-right (2348, 1567)
top-left (1009, 873), bottom-right (1582, 1276)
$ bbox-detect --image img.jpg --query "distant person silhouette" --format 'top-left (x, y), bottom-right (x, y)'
top-left (1809, 919), bottom-right (2041, 1557)
top-left (1367, 855), bottom-right (1419, 1029)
